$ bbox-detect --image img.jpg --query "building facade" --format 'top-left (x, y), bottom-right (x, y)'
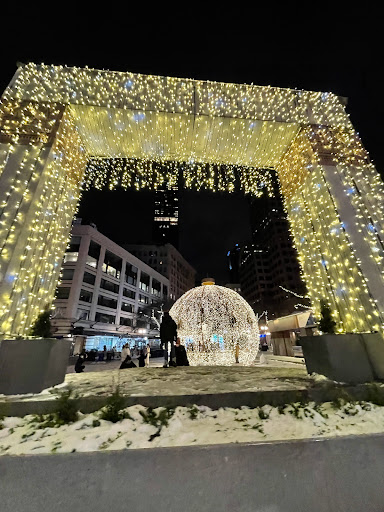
top-left (122, 243), bottom-right (196, 301)
top-left (153, 186), bottom-right (179, 248)
top-left (52, 223), bottom-right (169, 350)
top-left (230, 171), bottom-right (309, 318)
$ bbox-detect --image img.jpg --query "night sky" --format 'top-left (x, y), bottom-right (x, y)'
top-left (1, 9), bottom-right (382, 284)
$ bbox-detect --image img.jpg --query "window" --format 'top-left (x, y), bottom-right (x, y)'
top-left (125, 263), bottom-right (137, 286)
top-left (67, 236), bottom-right (81, 253)
top-left (83, 271), bottom-right (96, 285)
top-left (97, 295), bottom-right (117, 309)
top-left (139, 294), bottom-right (149, 304)
top-left (76, 309), bottom-right (89, 320)
top-left (121, 302), bottom-right (133, 313)
top-left (87, 241), bottom-right (100, 268)
top-left (151, 278), bottom-right (161, 297)
top-left (102, 251), bottom-right (122, 279)
top-left (95, 312), bottom-right (115, 324)
top-left (163, 285), bottom-right (168, 297)
top-left (123, 288), bottom-right (135, 299)
top-left (79, 289), bottom-right (93, 303)
top-left (63, 252), bottom-right (78, 263)
top-left (120, 316), bottom-right (132, 326)
top-left (61, 268), bottom-right (74, 281)
top-left (56, 287), bottom-right (70, 299)
top-left (100, 278), bottom-right (119, 294)
top-left (139, 272), bottom-right (150, 292)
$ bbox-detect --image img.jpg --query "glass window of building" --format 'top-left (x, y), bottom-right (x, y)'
top-left (163, 285), bottom-right (168, 297)
top-left (67, 236), bottom-right (81, 253)
top-left (63, 252), bottom-right (78, 263)
top-left (97, 295), bottom-right (118, 309)
top-left (123, 288), bottom-right (135, 299)
top-left (120, 316), bottom-right (132, 326)
top-left (100, 278), bottom-right (119, 294)
top-left (95, 312), bottom-right (115, 324)
top-left (87, 241), bottom-right (101, 268)
top-left (83, 271), bottom-right (96, 285)
top-left (76, 309), bottom-right (89, 320)
top-left (102, 251), bottom-right (122, 279)
top-left (125, 263), bottom-right (137, 286)
top-left (139, 294), bottom-right (149, 304)
top-left (139, 272), bottom-right (150, 292)
top-left (79, 289), bottom-right (93, 303)
top-left (121, 302), bottom-right (133, 313)
top-left (60, 268), bottom-right (75, 281)
top-left (56, 287), bottom-right (70, 300)
top-left (151, 278), bottom-right (161, 297)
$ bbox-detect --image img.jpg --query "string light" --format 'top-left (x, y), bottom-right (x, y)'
top-left (0, 62), bottom-right (383, 337)
top-left (169, 279), bottom-right (259, 366)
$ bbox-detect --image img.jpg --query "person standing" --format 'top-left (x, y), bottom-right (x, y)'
top-left (121, 343), bottom-right (130, 362)
top-left (138, 349), bottom-right (145, 367)
top-left (160, 311), bottom-right (177, 368)
top-left (145, 344), bottom-right (151, 367)
top-left (259, 339), bottom-right (268, 364)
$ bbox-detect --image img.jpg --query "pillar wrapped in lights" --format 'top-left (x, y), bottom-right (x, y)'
top-left (169, 278), bottom-right (259, 366)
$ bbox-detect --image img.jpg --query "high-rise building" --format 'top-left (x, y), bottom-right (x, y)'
top-left (231, 171), bottom-right (309, 318)
top-left (122, 243), bottom-right (196, 301)
top-left (153, 186), bottom-right (179, 248)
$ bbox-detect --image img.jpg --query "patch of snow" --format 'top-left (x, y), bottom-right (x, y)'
top-left (1, 400), bottom-right (384, 456)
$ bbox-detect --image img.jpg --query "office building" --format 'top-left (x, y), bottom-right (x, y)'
top-left (231, 171), bottom-right (309, 318)
top-left (123, 243), bottom-right (196, 301)
top-left (52, 222), bottom-right (169, 351)
top-left (153, 186), bottom-right (179, 248)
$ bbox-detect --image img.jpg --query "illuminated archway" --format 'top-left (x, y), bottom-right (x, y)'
top-left (1, 63), bottom-right (384, 336)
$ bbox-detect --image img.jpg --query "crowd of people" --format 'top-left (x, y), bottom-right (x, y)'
top-left (74, 309), bottom-right (189, 373)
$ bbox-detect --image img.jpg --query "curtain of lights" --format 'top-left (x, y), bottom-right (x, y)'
top-left (1, 63), bottom-right (384, 336)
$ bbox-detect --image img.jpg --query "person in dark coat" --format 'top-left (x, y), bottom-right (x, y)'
top-left (175, 338), bottom-right (189, 366)
top-left (74, 354), bottom-right (85, 373)
top-left (160, 311), bottom-right (177, 368)
top-left (119, 355), bottom-right (137, 369)
top-left (138, 349), bottom-right (145, 367)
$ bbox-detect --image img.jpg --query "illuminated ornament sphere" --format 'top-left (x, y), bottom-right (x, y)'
top-left (169, 278), bottom-right (259, 366)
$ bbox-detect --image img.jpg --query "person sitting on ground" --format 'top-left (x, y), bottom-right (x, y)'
top-left (74, 353), bottom-right (86, 373)
top-left (119, 355), bottom-right (137, 369)
top-left (175, 338), bottom-right (189, 366)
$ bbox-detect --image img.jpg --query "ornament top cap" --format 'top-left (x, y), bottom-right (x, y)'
top-left (201, 277), bottom-right (215, 285)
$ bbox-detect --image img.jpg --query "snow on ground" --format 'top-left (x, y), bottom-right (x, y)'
top-left (1, 400), bottom-right (384, 456)
top-left (63, 366), bottom-right (309, 399)
top-left (0, 359), bottom-right (308, 403)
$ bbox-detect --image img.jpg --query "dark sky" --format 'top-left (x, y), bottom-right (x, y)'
top-left (1, 9), bottom-right (383, 283)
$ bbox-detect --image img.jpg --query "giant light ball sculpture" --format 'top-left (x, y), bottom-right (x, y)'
top-left (169, 278), bottom-right (259, 366)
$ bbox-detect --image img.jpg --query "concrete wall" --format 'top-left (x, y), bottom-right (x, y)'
top-left (1, 434), bottom-right (384, 512)
top-left (301, 333), bottom-right (384, 383)
top-left (0, 338), bottom-right (71, 394)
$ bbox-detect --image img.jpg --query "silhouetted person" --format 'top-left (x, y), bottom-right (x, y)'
top-left (120, 355), bottom-right (137, 369)
top-left (175, 338), bottom-right (189, 366)
top-left (138, 349), bottom-right (145, 367)
top-left (160, 311), bottom-right (177, 368)
top-left (74, 354), bottom-right (85, 373)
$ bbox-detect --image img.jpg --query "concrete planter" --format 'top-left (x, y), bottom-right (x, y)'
top-left (0, 338), bottom-right (71, 395)
top-left (300, 332), bottom-right (384, 384)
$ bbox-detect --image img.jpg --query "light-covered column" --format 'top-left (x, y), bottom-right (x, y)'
top-left (277, 126), bottom-right (384, 334)
top-left (0, 102), bottom-right (88, 337)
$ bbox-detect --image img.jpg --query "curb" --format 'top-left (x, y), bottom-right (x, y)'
top-left (1, 382), bottom-right (383, 417)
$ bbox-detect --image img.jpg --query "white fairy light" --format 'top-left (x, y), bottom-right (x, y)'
top-left (169, 278), bottom-right (259, 366)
